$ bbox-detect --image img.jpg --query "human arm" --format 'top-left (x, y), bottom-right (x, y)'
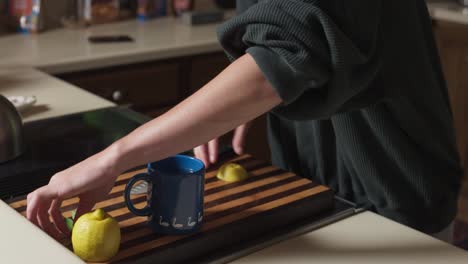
top-left (26, 53), bottom-right (282, 238)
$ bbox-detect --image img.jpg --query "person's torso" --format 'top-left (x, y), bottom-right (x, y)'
top-left (237, 0), bottom-right (462, 233)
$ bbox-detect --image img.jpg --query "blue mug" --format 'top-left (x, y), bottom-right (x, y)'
top-left (124, 155), bottom-right (205, 235)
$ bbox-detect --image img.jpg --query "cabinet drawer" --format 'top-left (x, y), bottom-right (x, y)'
top-left (58, 61), bottom-right (181, 112)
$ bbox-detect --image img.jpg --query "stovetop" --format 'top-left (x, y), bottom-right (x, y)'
top-left (0, 107), bottom-right (150, 200)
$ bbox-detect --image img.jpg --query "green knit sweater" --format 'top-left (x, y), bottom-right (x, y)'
top-left (217, 0), bottom-right (462, 233)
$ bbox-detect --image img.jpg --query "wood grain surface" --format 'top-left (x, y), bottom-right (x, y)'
top-left (8, 154), bottom-right (335, 263)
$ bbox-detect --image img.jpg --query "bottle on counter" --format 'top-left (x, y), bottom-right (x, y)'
top-left (77, 0), bottom-right (121, 25)
top-left (76, 0), bottom-right (92, 24)
top-left (28, 0), bottom-right (43, 33)
top-left (6, 0), bottom-right (44, 33)
top-left (171, 0), bottom-right (193, 16)
top-left (62, 0), bottom-right (121, 28)
top-left (90, 0), bottom-right (120, 24)
top-left (8, 0), bottom-right (32, 32)
top-left (137, 0), bottom-right (167, 21)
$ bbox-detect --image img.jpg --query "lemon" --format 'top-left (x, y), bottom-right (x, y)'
top-left (72, 209), bottom-right (121, 262)
top-left (217, 163), bottom-right (249, 183)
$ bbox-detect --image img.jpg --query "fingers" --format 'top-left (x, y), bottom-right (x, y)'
top-left (195, 139), bottom-right (220, 167)
top-left (195, 124), bottom-right (248, 168)
top-left (232, 123), bottom-right (250, 155)
top-left (27, 186), bottom-right (62, 239)
top-left (26, 191), bottom-right (40, 227)
top-left (74, 198), bottom-right (95, 221)
top-left (37, 201), bottom-right (62, 240)
top-left (194, 144), bottom-right (210, 168)
top-left (208, 138), bottom-right (219, 164)
top-left (49, 199), bottom-right (70, 236)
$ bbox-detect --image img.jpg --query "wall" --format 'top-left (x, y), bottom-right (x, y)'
top-left (0, 0), bottom-right (228, 35)
top-left (43, 0), bottom-right (223, 31)
top-left (0, 0), bottom-right (7, 35)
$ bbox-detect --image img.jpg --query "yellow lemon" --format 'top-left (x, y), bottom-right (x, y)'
top-left (217, 163), bottom-right (249, 183)
top-left (72, 209), bottom-right (121, 262)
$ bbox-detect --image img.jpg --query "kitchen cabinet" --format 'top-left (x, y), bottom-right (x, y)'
top-left (56, 59), bottom-right (183, 113)
top-left (189, 52), bottom-right (230, 93)
top-left (56, 52), bottom-right (271, 161)
top-left (433, 20), bottom-right (468, 223)
top-left (0, 16), bottom-right (8, 36)
top-left (57, 52), bottom-right (231, 114)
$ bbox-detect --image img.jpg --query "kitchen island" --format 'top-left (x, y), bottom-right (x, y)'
top-left (232, 212), bottom-right (468, 264)
top-left (1, 5), bottom-right (468, 263)
top-left (0, 67), bottom-right (467, 263)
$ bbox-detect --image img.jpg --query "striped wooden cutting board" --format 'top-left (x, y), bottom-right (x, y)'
top-left (8, 154), bottom-right (334, 263)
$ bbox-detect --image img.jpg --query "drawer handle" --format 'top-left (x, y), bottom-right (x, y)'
top-left (112, 90), bottom-right (124, 101)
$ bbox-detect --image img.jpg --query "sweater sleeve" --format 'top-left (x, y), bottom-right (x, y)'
top-left (218, 0), bottom-right (383, 120)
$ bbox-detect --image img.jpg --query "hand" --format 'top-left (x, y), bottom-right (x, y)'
top-left (26, 149), bottom-right (120, 240)
top-left (194, 123), bottom-right (251, 168)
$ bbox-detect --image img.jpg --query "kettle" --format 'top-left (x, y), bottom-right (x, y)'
top-left (0, 95), bottom-right (24, 163)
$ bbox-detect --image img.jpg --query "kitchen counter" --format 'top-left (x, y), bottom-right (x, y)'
top-left (0, 201), bottom-right (83, 264)
top-left (0, 2), bottom-right (465, 76)
top-left (0, 17), bottom-right (223, 75)
top-left (428, 0), bottom-right (468, 25)
top-left (231, 212), bottom-right (468, 264)
top-left (0, 66), bottom-right (114, 122)
top-left (1, 76), bottom-right (466, 264)
top-left (0, 2), bottom-right (464, 76)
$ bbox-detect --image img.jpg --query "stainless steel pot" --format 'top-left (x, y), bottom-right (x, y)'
top-left (0, 95), bottom-right (24, 163)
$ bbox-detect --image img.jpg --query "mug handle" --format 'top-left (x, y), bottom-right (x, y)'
top-left (124, 173), bottom-right (152, 216)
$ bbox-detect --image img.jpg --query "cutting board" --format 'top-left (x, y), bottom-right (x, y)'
top-left (8, 154), bottom-right (334, 263)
